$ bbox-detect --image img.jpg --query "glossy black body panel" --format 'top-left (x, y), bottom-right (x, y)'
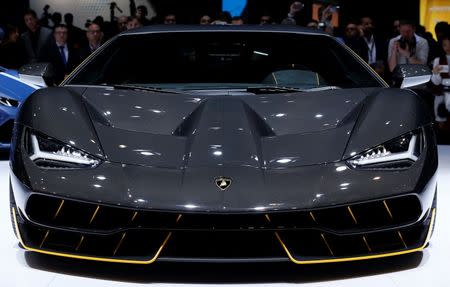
top-left (11, 125), bottom-right (437, 213)
top-left (10, 26), bottom-right (438, 263)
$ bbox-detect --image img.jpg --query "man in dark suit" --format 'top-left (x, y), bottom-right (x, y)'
top-left (21, 9), bottom-right (52, 63)
top-left (79, 23), bottom-right (103, 62)
top-left (359, 16), bottom-right (386, 65)
top-left (64, 13), bottom-right (85, 49)
top-left (40, 24), bottom-right (80, 84)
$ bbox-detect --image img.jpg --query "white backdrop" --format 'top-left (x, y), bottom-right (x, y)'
top-left (30, 0), bottom-right (156, 28)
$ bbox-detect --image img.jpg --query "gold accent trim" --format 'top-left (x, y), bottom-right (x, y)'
top-left (397, 231), bottom-right (408, 249)
top-left (53, 200), bottom-right (65, 220)
top-left (113, 233), bottom-right (127, 255)
top-left (89, 206), bottom-right (100, 225)
top-left (320, 233), bottom-right (334, 256)
top-left (39, 230), bottom-right (50, 248)
top-left (130, 211), bottom-right (138, 223)
top-left (309, 212), bottom-right (317, 223)
top-left (12, 207), bottom-right (179, 265)
top-left (383, 200), bottom-right (394, 219)
top-left (362, 236), bottom-right (372, 252)
top-left (347, 206), bottom-right (358, 224)
top-left (267, 209), bottom-right (436, 264)
top-left (75, 236), bottom-right (85, 251)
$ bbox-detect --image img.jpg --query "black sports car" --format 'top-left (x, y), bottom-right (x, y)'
top-left (10, 25), bottom-right (437, 264)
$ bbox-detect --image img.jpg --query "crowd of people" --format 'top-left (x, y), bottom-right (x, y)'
top-left (0, 2), bottom-right (448, 83)
top-left (0, 2), bottom-right (449, 127)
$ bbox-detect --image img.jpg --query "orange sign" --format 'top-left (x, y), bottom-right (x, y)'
top-left (420, 0), bottom-right (450, 40)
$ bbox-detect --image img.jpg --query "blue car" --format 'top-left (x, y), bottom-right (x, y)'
top-left (0, 67), bottom-right (39, 151)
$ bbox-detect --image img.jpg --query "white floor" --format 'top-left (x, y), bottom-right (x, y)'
top-left (0, 147), bottom-right (449, 287)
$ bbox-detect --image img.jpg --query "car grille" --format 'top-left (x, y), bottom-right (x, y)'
top-left (0, 119), bottom-right (14, 143)
top-left (16, 194), bottom-right (432, 263)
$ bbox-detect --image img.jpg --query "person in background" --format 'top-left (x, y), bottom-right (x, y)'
top-left (79, 23), bottom-right (103, 61)
top-left (51, 12), bottom-right (62, 29)
top-left (416, 25), bottom-right (440, 64)
top-left (343, 22), bottom-right (366, 59)
top-left (136, 5), bottom-right (152, 26)
top-left (117, 15), bottom-right (129, 32)
top-left (260, 15), bottom-right (273, 25)
top-left (435, 22), bottom-right (449, 45)
top-left (40, 24), bottom-right (79, 84)
top-left (212, 11), bottom-right (231, 25)
top-left (392, 19), bottom-right (400, 37)
top-left (388, 20), bottom-right (429, 72)
top-left (306, 20), bottom-right (319, 29)
top-left (359, 16), bottom-right (385, 66)
top-left (64, 13), bottom-right (84, 49)
top-left (21, 9), bottom-right (53, 63)
top-left (431, 35), bottom-right (450, 126)
top-left (0, 25), bottom-right (27, 69)
top-left (282, 1), bottom-right (304, 25)
top-left (231, 16), bottom-right (244, 25)
top-left (200, 15), bottom-right (212, 25)
top-left (93, 16), bottom-right (104, 28)
top-left (163, 14), bottom-right (177, 25)
top-left (126, 16), bottom-right (143, 30)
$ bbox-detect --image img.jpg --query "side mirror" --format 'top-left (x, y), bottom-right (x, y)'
top-left (392, 64), bottom-right (431, 89)
top-left (18, 63), bottom-right (55, 87)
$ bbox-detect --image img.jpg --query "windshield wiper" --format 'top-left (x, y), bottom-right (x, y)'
top-left (113, 84), bottom-right (183, 94)
top-left (246, 86), bottom-right (304, 94)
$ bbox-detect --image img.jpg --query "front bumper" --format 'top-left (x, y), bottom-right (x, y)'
top-left (9, 123), bottom-right (438, 264)
top-left (11, 175), bottom-right (437, 264)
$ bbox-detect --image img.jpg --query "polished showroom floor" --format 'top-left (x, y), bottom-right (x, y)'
top-left (0, 147), bottom-right (449, 287)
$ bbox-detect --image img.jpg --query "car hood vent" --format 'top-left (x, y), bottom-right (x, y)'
top-left (82, 87), bottom-right (367, 168)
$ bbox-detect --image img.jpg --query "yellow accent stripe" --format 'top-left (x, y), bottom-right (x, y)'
top-left (397, 231), bottom-right (408, 249)
top-left (130, 211), bottom-right (138, 223)
top-left (383, 200), bottom-right (394, 219)
top-left (53, 200), bottom-right (65, 220)
top-left (39, 230), bottom-right (50, 248)
top-left (12, 207), bottom-right (177, 265)
top-left (347, 206), bottom-right (358, 224)
top-left (268, 209), bottom-right (435, 264)
top-left (362, 236), bottom-right (372, 252)
top-left (13, 207), bottom-right (435, 265)
top-left (113, 233), bottom-right (127, 256)
top-left (309, 212), bottom-right (317, 223)
top-left (320, 233), bottom-right (334, 256)
top-left (89, 206), bottom-right (100, 225)
top-left (75, 236), bottom-right (85, 251)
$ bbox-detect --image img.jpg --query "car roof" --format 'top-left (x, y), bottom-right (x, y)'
top-left (120, 24), bottom-right (329, 37)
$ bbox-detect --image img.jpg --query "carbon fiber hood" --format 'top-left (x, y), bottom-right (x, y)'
top-left (82, 87), bottom-right (367, 168)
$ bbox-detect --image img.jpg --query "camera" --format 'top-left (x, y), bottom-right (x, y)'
top-left (398, 37), bottom-right (408, 49)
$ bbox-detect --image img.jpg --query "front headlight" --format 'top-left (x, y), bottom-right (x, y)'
top-left (28, 131), bottom-right (100, 169)
top-left (347, 130), bottom-right (423, 169)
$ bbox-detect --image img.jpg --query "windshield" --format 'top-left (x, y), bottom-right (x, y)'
top-left (67, 31), bottom-right (383, 90)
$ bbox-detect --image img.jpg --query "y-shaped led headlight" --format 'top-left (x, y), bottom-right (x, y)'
top-left (347, 131), bottom-right (422, 169)
top-left (28, 132), bottom-right (100, 169)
